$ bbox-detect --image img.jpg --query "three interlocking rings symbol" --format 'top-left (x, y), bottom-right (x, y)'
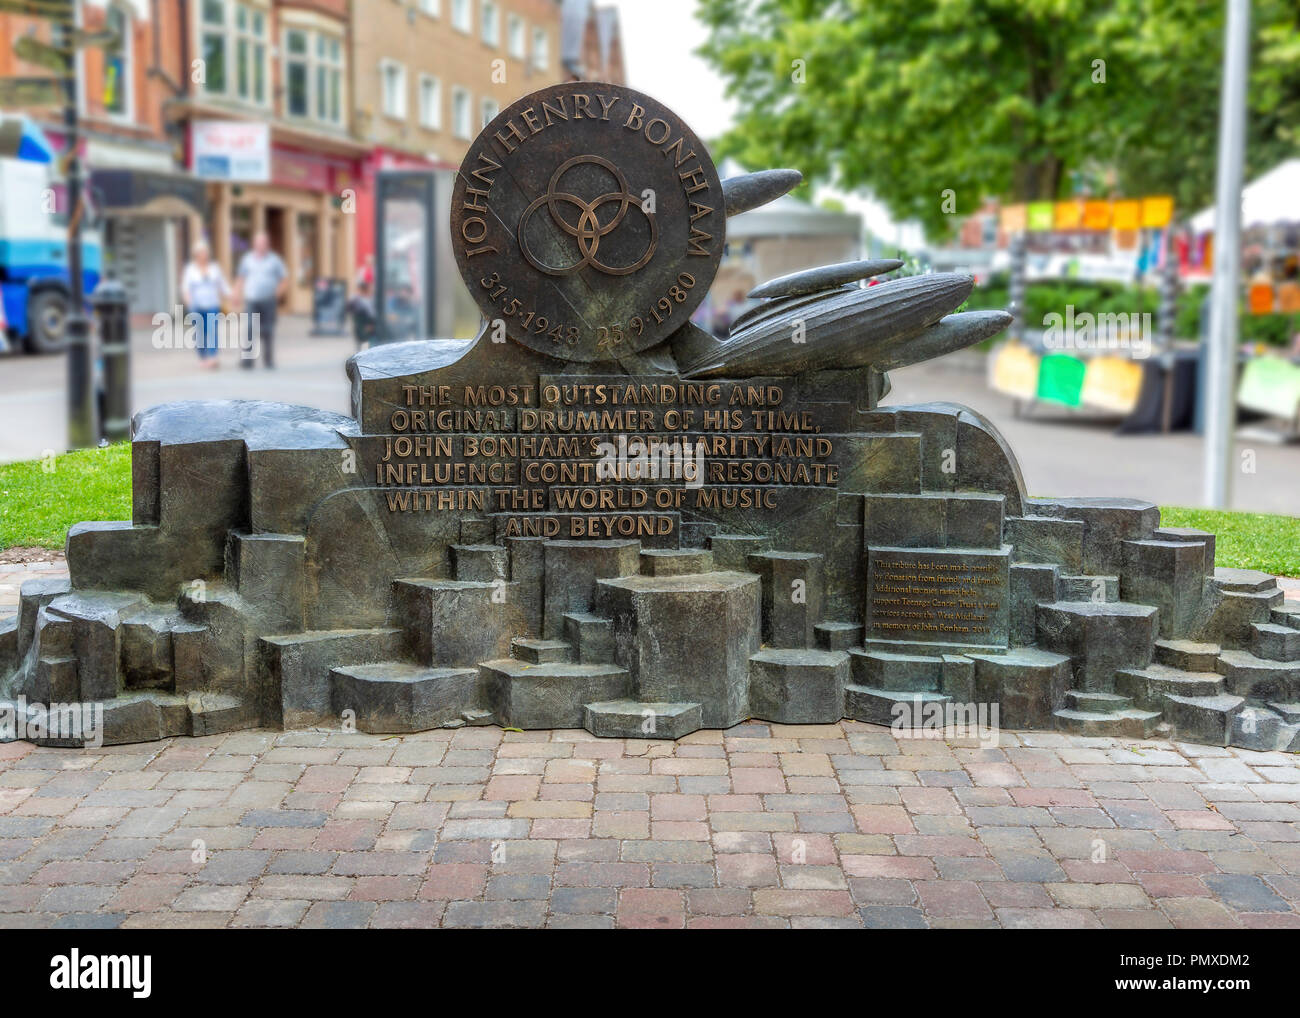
top-left (517, 154), bottom-right (658, 276)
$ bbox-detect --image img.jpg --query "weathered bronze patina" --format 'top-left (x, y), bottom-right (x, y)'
top-left (450, 81), bottom-right (724, 363)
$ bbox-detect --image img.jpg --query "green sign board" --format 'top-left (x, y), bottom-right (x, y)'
top-left (0, 76), bottom-right (62, 107)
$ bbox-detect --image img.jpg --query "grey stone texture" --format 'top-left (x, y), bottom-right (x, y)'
top-left (595, 571), bottom-right (759, 728)
top-left (3, 310), bottom-right (1287, 752)
top-left (748, 649), bottom-right (849, 724)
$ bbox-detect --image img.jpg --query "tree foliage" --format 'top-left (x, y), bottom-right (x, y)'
top-left (697, 0), bottom-right (1300, 238)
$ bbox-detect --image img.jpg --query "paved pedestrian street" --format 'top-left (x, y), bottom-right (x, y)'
top-left (2, 721), bottom-right (1300, 930)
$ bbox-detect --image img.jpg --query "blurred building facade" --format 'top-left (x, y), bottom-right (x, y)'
top-left (0, 0), bottom-right (624, 316)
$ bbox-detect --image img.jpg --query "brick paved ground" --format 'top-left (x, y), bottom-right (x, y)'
top-left (3, 722), bottom-right (1300, 929)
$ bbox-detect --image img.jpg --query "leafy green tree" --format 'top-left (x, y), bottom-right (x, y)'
top-left (698, 0), bottom-right (1300, 238)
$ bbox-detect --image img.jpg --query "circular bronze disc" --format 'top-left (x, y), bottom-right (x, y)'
top-left (450, 82), bottom-right (724, 363)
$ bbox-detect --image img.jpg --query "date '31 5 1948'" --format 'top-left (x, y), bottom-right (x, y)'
top-left (480, 271), bottom-right (697, 353)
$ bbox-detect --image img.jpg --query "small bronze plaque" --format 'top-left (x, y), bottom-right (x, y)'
top-left (450, 82), bottom-right (724, 363)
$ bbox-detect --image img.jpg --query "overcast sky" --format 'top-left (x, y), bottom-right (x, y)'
top-left (602, 0), bottom-right (737, 141)
top-left (603, 0), bottom-right (926, 248)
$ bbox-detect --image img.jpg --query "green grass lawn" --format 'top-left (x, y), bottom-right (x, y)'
top-left (1158, 507), bottom-right (1300, 579)
top-left (0, 443), bottom-right (132, 551)
top-left (0, 443), bottom-right (1296, 576)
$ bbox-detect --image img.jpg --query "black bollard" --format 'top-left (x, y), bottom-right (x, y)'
top-left (92, 276), bottom-right (131, 443)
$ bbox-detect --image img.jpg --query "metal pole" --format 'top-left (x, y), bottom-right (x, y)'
top-left (1202, 0), bottom-right (1250, 508)
top-left (59, 11), bottom-right (97, 448)
top-left (93, 276), bottom-right (130, 442)
top-left (1008, 232), bottom-right (1027, 344)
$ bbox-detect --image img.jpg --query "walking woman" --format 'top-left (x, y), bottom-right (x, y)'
top-left (180, 240), bottom-right (229, 370)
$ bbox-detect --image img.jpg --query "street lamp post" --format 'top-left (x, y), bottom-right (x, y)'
top-left (1202, 0), bottom-right (1250, 508)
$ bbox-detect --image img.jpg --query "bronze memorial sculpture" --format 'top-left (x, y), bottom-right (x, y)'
top-left (2, 83), bottom-right (1298, 750)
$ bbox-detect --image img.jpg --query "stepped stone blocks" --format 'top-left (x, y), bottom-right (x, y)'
top-left (226, 532), bottom-right (306, 634)
top-left (1153, 526), bottom-right (1217, 577)
top-left (562, 612), bottom-right (615, 664)
top-left (1273, 602), bottom-right (1300, 629)
top-left (1003, 515), bottom-right (1084, 573)
top-left (260, 628), bottom-right (405, 728)
top-left (1121, 539), bottom-right (1205, 638)
top-left (1058, 574), bottom-right (1118, 603)
top-left (815, 621), bottom-right (863, 651)
top-left (968, 648), bottom-right (1070, 728)
top-left (941, 654), bottom-right (976, 703)
top-left (304, 487), bottom-right (461, 631)
top-left (1116, 663), bottom-right (1226, 710)
top-left (506, 536), bottom-right (545, 637)
top-left (1253, 623), bottom-right (1300, 662)
top-left (1026, 496), bottom-right (1160, 577)
top-left (1196, 570), bottom-right (1287, 646)
top-left (451, 544), bottom-right (509, 582)
top-left (541, 540), bottom-right (640, 638)
top-left (1216, 650), bottom-right (1300, 702)
top-left (510, 638), bottom-right (573, 664)
top-left (1036, 600), bottom-right (1158, 691)
top-left (583, 700), bottom-right (703, 740)
top-left (38, 592), bottom-right (140, 701)
top-left (395, 579), bottom-right (521, 668)
top-left (0, 615), bottom-right (17, 676)
top-left (863, 403), bottom-right (1028, 516)
top-left (747, 550), bottom-right (825, 648)
top-left (17, 576), bottom-right (71, 659)
top-left (707, 533), bottom-right (768, 572)
top-left (849, 649), bottom-right (944, 692)
top-left (1009, 564), bottom-right (1059, 647)
top-left (748, 649), bottom-right (849, 723)
top-left (118, 606), bottom-right (177, 690)
top-left (1163, 692), bottom-right (1244, 746)
top-left (1154, 639), bottom-right (1222, 672)
top-left (329, 662), bottom-right (478, 733)
top-left (1, 312), bottom-right (1289, 753)
top-left (640, 548), bottom-right (714, 576)
top-left (481, 659), bottom-right (630, 729)
top-left (844, 686), bottom-right (952, 727)
top-left (595, 571), bottom-right (760, 728)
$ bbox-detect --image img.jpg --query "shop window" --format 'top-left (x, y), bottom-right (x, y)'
top-left (283, 26), bottom-right (343, 126)
top-left (452, 87), bottom-right (472, 140)
top-left (418, 75), bottom-right (442, 130)
top-left (507, 14), bottom-right (525, 61)
top-left (381, 60), bottom-right (407, 120)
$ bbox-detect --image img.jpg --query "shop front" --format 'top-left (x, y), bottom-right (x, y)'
top-left (194, 121), bottom-right (367, 316)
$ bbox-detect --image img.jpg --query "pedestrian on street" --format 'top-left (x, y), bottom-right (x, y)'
top-left (234, 231), bottom-right (288, 369)
top-left (180, 240), bottom-right (228, 371)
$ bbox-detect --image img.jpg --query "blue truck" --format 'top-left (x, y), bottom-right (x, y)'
top-left (0, 154), bottom-right (101, 354)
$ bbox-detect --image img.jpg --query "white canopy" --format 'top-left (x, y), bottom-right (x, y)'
top-left (1191, 159), bottom-right (1300, 232)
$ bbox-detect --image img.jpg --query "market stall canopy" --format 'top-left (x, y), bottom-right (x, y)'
top-left (1191, 159), bottom-right (1300, 232)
